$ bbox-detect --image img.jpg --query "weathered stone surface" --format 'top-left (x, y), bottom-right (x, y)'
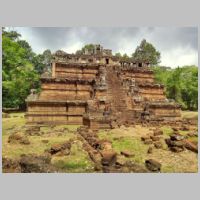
top-left (102, 161), bottom-right (149, 173)
top-left (145, 159), bottom-right (161, 172)
top-left (170, 134), bottom-right (185, 141)
top-left (8, 132), bottom-right (30, 145)
top-left (25, 126), bottom-right (41, 135)
top-left (2, 157), bottom-right (21, 173)
top-left (170, 146), bottom-right (184, 153)
top-left (110, 121), bottom-right (119, 129)
top-left (141, 136), bottom-right (150, 141)
top-left (153, 130), bottom-right (163, 136)
top-left (100, 140), bottom-right (112, 150)
top-left (154, 141), bottom-right (163, 149)
top-left (172, 127), bottom-right (179, 132)
top-left (121, 150), bottom-right (134, 158)
top-left (101, 150), bottom-right (117, 166)
top-left (184, 140), bottom-right (198, 153)
top-left (19, 154), bottom-right (58, 173)
top-left (143, 139), bottom-right (153, 144)
top-left (48, 141), bottom-right (71, 155)
top-left (165, 135), bottom-right (186, 153)
top-left (147, 146), bottom-right (153, 154)
top-left (180, 125), bottom-right (189, 131)
top-left (150, 135), bottom-right (160, 141)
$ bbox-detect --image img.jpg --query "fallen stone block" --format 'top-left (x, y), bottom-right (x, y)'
top-left (141, 136), bottom-right (150, 141)
top-left (172, 127), bottom-right (179, 132)
top-left (48, 141), bottom-right (71, 155)
top-left (2, 157), bottom-right (21, 173)
top-left (110, 121), bottom-right (119, 129)
top-left (170, 134), bottom-right (185, 141)
top-left (121, 150), bottom-right (134, 158)
top-left (147, 146), bottom-right (153, 154)
top-left (150, 135), bottom-right (160, 141)
top-left (19, 154), bottom-right (57, 173)
top-left (153, 130), bottom-right (163, 136)
top-left (101, 150), bottom-right (117, 166)
top-left (181, 125), bottom-right (189, 131)
top-left (143, 139), bottom-right (153, 144)
top-left (100, 140), bottom-right (112, 150)
top-left (88, 150), bottom-right (102, 164)
top-left (184, 140), bottom-right (198, 153)
top-left (8, 132), bottom-right (30, 145)
top-left (170, 146), bottom-right (184, 153)
top-left (154, 141), bottom-right (163, 149)
top-left (145, 159), bottom-right (161, 172)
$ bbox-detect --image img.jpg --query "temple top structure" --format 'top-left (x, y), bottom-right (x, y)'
top-left (52, 44), bottom-right (150, 67)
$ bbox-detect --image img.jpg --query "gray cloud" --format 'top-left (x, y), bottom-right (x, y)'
top-left (13, 27), bottom-right (198, 67)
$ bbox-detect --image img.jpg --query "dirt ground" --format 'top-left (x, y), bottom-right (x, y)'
top-left (2, 111), bottom-right (198, 173)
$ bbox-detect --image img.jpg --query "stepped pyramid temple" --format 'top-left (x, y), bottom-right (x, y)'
top-left (26, 44), bottom-right (181, 129)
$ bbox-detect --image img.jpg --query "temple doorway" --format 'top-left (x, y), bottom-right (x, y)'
top-left (106, 58), bottom-right (109, 64)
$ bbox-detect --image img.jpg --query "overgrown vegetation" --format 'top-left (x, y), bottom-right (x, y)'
top-left (2, 28), bottom-right (52, 109)
top-left (152, 65), bottom-right (198, 111)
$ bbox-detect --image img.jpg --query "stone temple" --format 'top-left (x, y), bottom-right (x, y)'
top-left (25, 44), bottom-right (181, 129)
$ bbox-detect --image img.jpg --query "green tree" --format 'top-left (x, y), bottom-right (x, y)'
top-left (166, 67), bottom-right (182, 104)
top-left (2, 29), bottom-right (40, 109)
top-left (153, 65), bottom-right (198, 111)
top-left (132, 39), bottom-right (161, 65)
top-left (32, 49), bottom-right (52, 74)
top-left (122, 53), bottom-right (129, 59)
top-left (81, 44), bottom-right (95, 53)
top-left (42, 49), bottom-right (52, 66)
top-left (115, 52), bottom-right (122, 58)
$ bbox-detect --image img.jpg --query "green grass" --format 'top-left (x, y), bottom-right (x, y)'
top-left (51, 142), bottom-right (94, 172)
top-left (160, 126), bottom-right (173, 136)
top-left (2, 134), bottom-right (76, 159)
top-left (2, 113), bottom-right (25, 136)
top-left (98, 130), bottom-right (114, 141)
top-left (112, 137), bottom-right (149, 164)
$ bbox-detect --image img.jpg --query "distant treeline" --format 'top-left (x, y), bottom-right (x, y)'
top-left (152, 66), bottom-right (198, 111)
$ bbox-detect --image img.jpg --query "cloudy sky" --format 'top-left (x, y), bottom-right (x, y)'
top-left (10, 27), bottom-right (198, 67)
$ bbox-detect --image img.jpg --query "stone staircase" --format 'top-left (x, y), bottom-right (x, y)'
top-left (105, 66), bottom-right (138, 124)
top-left (106, 66), bottom-right (128, 113)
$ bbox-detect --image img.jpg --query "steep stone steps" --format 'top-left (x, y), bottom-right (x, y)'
top-left (105, 66), bottom-right (129, 114)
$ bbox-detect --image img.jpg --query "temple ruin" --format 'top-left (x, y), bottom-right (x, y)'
top-left (25, 44), bottom-right (181, 129)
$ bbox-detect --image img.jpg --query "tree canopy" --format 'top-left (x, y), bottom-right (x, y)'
top-left (152, 65), bottom-right (198, 111)
top-left (132, 39), bottom-right (161, 65)
top-left (2, 29), bottom-right (51, 109)
top-left (80, 44), bottom-right (95, 54)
